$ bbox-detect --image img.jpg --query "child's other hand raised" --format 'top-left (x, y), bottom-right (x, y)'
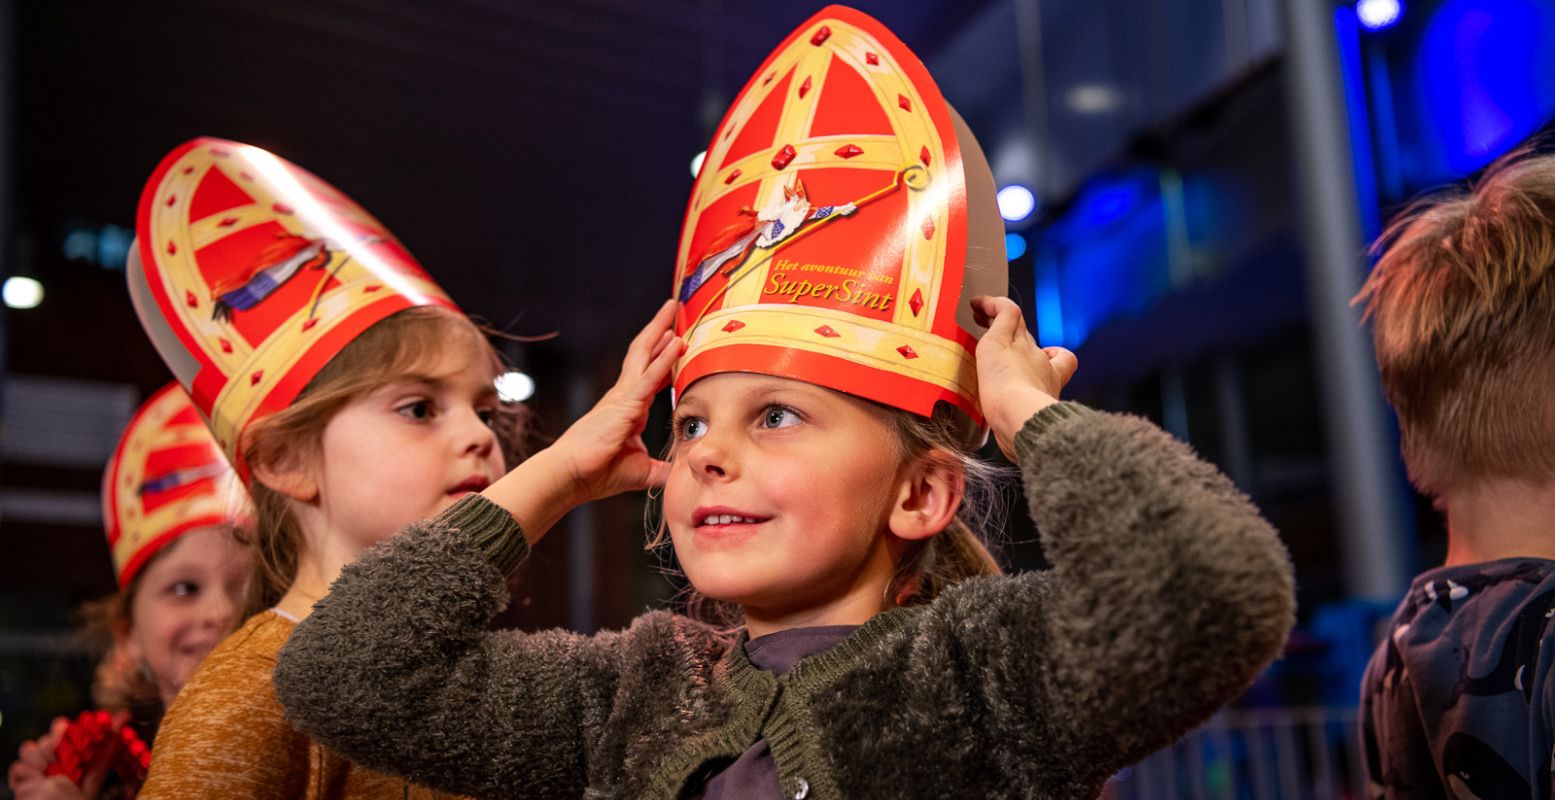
top-left (971, 296), bottom-right (1078, 461)
top-left (550, 299), bottom-right (683, 504)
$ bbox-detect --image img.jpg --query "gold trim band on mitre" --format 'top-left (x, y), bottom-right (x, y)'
top-left (680, 305), bottom-right (978, 404)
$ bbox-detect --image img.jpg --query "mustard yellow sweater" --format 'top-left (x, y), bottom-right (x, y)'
top-left (141, 610), bottom-right (462, 799)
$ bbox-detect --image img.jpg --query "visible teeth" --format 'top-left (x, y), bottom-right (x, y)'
top-left (705, 514), bottom-right (756, 525)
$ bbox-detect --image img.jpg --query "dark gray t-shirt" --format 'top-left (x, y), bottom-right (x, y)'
top-left (1361, 558), bottom-right (1555, 798)
top-left (699, 625), bottom-right (859, 800)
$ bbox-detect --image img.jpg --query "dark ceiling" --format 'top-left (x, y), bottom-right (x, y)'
top-left (10, 0), bottom-right (995, 390)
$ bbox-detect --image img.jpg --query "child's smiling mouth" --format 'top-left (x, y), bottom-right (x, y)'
top-left (693, 506), bottom-right (772, 528)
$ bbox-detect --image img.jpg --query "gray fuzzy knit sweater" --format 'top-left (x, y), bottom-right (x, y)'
top-left (274, 403), bottom-right (1294, 800)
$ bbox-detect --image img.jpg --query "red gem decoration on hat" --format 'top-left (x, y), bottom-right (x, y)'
top-left (184, 290), bottom-right (198, 308)
top-left (763, 71), bottom-right (776, 86)
top-left (165, 194), bottom-right (177, 208)
top-left (919, 146), bottom-right (932, 167)
top-left (897, 345), bottom-right (919, 359)
top-left (239, 171), bottom-right (254, 182)
top-left (724, 169), bottom-right (742, 185)
top-left (272, 203), bottom-right (293, 215)
top-left (210, 148), bottom-right (230, 158)
top-left (772, 145), bottom-right (797, 170)
top-left (363, 284), bottom-right (383, 293)
top-left (181, 166), bottom-right (195, 175)
top-left (166, 241), bottom-right (177, 255)
top-left (834, 144), bottom-right (863, 159)
top-left (218, 216), bottom-right (239, 228)
top-left (865, 52), bottom-right (879, 65)
top-left (250, 370), bottom-right (263, 386)
top-left (898, 94), bottom-right (912, 112)
top-left (218, 337), bottom-right (233, 353)
top-left (721, 320), bottom-right (745, 333)
top-left (909, 289), bottom-right (924, 317)
top-left (798, 76), bottom-right (813, 98)
top-left (301, 318), bottom-right (319, 331)
top-left (810, 26), bottom-right (831, 46)
top-left (815, 325), bottom-right (840, 338)
top-left (922, 216), bottom-right (936, 240)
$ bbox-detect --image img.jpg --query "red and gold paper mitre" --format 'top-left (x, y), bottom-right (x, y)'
top-left (102, 383), bottom-right (245, 587)
top-left (673, 5), bottom-right (1006, 426)
top-left (127, 137), bottom-right (456, 473)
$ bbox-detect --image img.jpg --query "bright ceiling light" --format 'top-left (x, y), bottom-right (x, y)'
top-left (1356, 0), bottom-right (1402, 30)
top-left (1066, 84), bottom-right (1122, 114)
top-left (3, 276), bottom-right (43, 310)
top-left (495, 370), bottom-right (535, 403)
top-left (690, 150), bottom-right (707, 178)
top-left (997, 185), bottom-right (1037, 222)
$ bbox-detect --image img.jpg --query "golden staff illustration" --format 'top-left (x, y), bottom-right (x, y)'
top-left (687, 162), bottom-right (931, 335)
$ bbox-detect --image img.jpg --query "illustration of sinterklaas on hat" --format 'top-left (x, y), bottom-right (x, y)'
top-left (127, 138), bottom-right (456, 474)
top-left (674, 5), bottom-right (1006, 431)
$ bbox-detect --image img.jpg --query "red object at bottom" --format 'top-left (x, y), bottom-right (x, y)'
top-left (44, 709), bottom-right (151, 795)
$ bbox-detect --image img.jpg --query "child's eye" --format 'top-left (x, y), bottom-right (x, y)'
top-left (396, 400), bottom-right (434, 421)
top-left (759, 405), bottom-right (801, 429)
top-left (170, 580), bottom-right (199, 598)
top-left (477, 408), bottom-right (499, 429)
top-left (675, 416), bottom-right (707, 441)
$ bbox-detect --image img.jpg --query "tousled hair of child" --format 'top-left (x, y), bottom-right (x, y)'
top-left (81, 568), bottom-right (159, 713)
top-left (654, 400), bottom-right (1007, 630)
top-left (236, 306), bottom-right (529, 619)
top-left (1355, 146), bottom-right (1555, 498)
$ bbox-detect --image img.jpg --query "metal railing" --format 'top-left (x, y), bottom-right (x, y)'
top-left (1109, 707), bottom-right (1369, 799)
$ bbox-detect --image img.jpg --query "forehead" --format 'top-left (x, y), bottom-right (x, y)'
top-left (677, 371), bottom-right (886, 420)
top-left (678, 371), bottom-right (812, 401)
top-left (140, 525), bottom-right (242, 573)
top-left (387, 330), bottom-right (500, 390)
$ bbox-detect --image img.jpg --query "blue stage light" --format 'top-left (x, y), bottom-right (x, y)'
top-left (1005, 233), bottom-right (1028, 261)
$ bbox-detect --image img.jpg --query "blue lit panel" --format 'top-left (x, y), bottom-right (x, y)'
top-left (1031, 169), bottom-right (1172, 349)
top-left (1417, 0), bottom-right (1555, 174)
top-left (1366, 0), bottom-right (1555, 194)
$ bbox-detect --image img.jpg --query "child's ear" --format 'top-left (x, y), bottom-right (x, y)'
top-left (888, 451), bottom-right (964, 541)
top-left (252, 454), bottom-right (320, 503)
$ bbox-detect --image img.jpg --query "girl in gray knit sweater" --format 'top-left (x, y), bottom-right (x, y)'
top-left (273, 297), bottom-right (1294, 799)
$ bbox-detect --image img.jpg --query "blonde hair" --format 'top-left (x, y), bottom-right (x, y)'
top-left (657, 401), bottom-right (1006, 629)
top-left (238, 307), bottom-right (529, 618)
top-left (1355, 147), bottom-right (1555, 497)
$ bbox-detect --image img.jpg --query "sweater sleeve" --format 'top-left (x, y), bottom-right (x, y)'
top-left (929, 403), bottom-right (1294, 782)
top-left (273, 495), bottom-right (628, 798)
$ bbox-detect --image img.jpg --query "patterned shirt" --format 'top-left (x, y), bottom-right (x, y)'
top-left (1361, 558), bottom-right (1555, 798)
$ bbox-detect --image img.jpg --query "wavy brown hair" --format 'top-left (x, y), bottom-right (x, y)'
top-left (81, 574), bottom-right (159, 712)
top-left (237, 307), bottom-right (530, 619)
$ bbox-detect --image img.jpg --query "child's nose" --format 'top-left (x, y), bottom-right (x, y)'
top-left (686, 433), bottom-right (735, 480)
top-left (205, 589), bottom-right (236, 629)
top-left (456, 408), bottom-right (498, 460)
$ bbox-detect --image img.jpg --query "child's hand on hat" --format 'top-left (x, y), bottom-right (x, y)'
top-left (971, 296), bottom-right (1078, 461)
top-left (484, 300), bottom-right (682, 543)
top-left (550, 299), bottom-right (682, 504)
